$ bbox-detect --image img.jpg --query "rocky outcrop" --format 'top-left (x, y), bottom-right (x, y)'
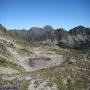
top-left (0, 24), bottom-right (90, 49)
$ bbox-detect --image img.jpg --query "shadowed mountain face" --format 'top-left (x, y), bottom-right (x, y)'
top-left (0, 24), bottom-right (90, 49)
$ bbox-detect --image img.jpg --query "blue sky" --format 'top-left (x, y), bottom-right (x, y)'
top-left (0, 0), bottom-right (90, 30)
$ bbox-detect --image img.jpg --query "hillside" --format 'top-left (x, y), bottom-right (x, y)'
top-left (0, 24), bottom-right (90, 90)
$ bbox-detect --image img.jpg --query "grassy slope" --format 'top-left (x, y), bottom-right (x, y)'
top-left (31, 60), bottom-right (90, 90)
top-left (29, 46), bottom-right (90, 90)
top-left (0, 57), bottom-right (25, 72)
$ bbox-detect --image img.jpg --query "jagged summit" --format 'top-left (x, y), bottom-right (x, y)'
top-left (69, 26), bottom-right (90, 34)
top-left (0, 24), bottom-right (90, 49)
top-left (43, 25), bottom-right (54, 30)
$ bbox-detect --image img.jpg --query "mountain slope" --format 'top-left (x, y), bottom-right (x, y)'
top-left (11, 25), bottom-right (90, 50)
top-left (0, 24), bottom-right (90, 90)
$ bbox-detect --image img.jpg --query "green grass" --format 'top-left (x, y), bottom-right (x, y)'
top-left (0, 42), bottom-right (11, 57)
top-left (0, 57), bottom-right (25, 72)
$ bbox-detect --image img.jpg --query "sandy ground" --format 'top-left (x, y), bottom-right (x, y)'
top-left (6, 45), bottom-right (64, 71)
top-left (19, 47), bottom-right (63, 71)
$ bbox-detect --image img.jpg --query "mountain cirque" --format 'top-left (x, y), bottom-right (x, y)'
top-left (0, 24), bottom-right (90, 90)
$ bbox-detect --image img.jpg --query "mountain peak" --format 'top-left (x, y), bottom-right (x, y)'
top-left (43, 25), bottom-right (53, 30)
top-left (70, 26), bottom-right (85, 31)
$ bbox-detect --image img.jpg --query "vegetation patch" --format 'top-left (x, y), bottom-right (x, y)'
top-left (0, 57), bottom-right (25, 72)
top-left (30, 60), bottom-right (90, 90)
top-left (0, 42), bottom-right (11, 57)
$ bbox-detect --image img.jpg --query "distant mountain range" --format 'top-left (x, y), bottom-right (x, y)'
top-left (0, 24), bottom-right (90, 50)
